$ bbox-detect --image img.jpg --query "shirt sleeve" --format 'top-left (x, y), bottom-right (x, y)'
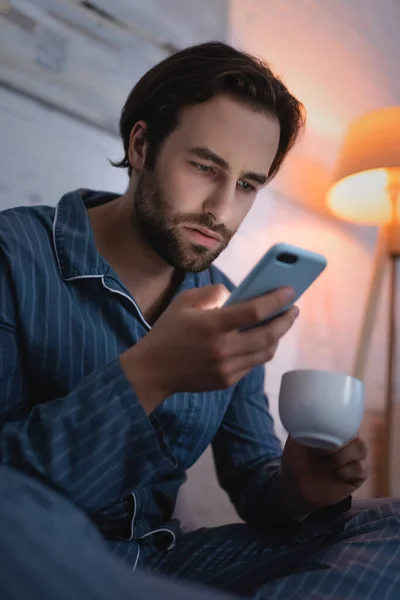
top-left (0, 262), bottom-right (176, 511)
top-left (212, 365), bottom-right (351, 535)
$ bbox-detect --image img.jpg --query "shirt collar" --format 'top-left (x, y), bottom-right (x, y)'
top-left (53, 188), bottom-right (115, 281)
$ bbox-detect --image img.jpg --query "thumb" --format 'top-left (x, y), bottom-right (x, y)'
top-left (176, 284), bottom-right (231, 310)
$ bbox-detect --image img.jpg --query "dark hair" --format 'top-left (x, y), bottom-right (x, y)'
top-left (112, 41), bottom-right (305, 180)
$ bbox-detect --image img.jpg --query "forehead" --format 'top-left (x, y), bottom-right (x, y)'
top-left (163, 95), bottom-right (281, 173)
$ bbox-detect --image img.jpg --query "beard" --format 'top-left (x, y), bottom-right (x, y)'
top-left (132, 167), bottom-right (234, 273)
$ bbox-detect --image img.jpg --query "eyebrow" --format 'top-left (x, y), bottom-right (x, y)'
top-left (188, 146), bottom-right (268, 185)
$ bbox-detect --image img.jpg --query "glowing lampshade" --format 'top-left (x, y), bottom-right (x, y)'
top-left (327, 107), bottom-right (400, 225)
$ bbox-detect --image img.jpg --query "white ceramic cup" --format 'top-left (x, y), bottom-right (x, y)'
top-left (278, 369), bottom-right (365, 450)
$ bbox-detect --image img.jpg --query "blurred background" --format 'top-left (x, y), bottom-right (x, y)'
top-left (1, 0), bottom-right (399, 526)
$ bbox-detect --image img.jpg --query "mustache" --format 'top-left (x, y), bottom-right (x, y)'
top-left (172, 213), bottom-right (233, 241)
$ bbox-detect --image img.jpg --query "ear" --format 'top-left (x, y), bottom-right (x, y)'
top-left (128, 121), bottom-right (148, 172)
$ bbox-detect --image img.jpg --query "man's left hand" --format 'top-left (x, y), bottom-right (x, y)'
top-left (280, 436), bottom-right (369, 517)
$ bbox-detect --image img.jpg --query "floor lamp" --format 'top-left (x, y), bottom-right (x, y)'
top-left (327, 106), bottom-right (400, 498)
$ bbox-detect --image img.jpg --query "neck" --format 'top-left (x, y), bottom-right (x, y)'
top-left (88, 191), bottom-right (178, 322)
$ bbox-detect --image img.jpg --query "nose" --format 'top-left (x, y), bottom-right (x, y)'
top-left (202, 181), bottom-right (236, 224)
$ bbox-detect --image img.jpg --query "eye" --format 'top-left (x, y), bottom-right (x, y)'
top-left (237, 180), bottom-right (256, 193)
top-left (190, 161), bottom-right (216, 174)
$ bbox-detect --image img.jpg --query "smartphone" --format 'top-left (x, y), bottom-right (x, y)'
top-left (224, 242), bottom-right (327, 327)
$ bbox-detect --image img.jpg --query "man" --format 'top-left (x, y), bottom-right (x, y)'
top-left (0, 41), bottom-right (398, 599)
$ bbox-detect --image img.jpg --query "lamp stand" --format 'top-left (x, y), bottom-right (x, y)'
top-left (386, 251), bottom-right (398, 497)
top-left (352, 179), bottom-right (400, 498)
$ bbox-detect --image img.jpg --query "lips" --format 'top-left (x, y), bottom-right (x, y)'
top-left (185, 226), bottom-right (222, 242)
top-left (182, 225), bottom-right (222, 249)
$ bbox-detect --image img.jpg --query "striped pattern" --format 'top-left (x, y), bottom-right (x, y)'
top-left (143, 498), bottom-right (400, 598)
top-left (0, 189), bottom-right (283, 545)
top-left (1, 189), bottom-right (400, 598)
top-left (2, 465), bottom-right (400, 599)
top-left (0, 465), bottom-right (236, 600)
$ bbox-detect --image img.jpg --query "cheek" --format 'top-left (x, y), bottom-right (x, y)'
top-left (168, 165), bottom-right (212, 210)
top-left (231, 193), bottom-right (257, 230)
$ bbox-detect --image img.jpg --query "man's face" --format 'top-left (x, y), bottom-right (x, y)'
top-left (132, 95), bottom-right (280, 272)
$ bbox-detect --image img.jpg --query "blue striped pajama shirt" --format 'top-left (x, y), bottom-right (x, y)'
top-left (0, 189), bottom-right (399, 599)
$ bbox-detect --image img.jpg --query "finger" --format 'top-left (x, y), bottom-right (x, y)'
top-left (217, 287), bottom-right (295, 332)
top-left (336, 459), bottom-right (369, 485)
top-left (226, 342), bottom-right (280, 375)
top-left (235, 306), bottom-right (299, 356)
top-left (176, 285), bottom-right (231, 310)
top-left (331, 437), bottom-right (368, 467)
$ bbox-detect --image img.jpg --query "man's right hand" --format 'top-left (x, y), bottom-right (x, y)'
top-left (120, 285), bottom-right (298, 414)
